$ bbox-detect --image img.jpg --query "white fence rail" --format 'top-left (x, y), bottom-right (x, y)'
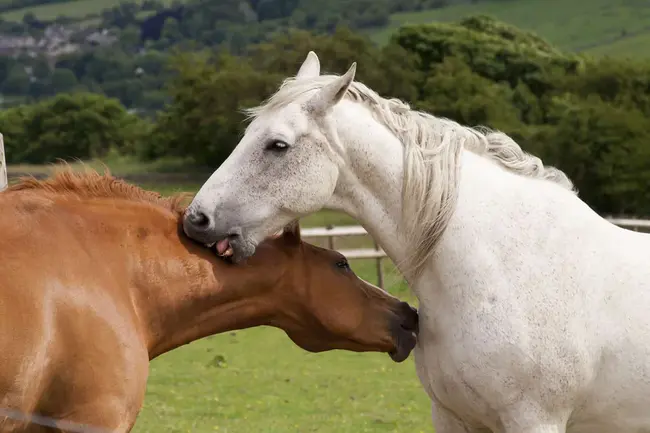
top-left (606, 218), bottom-right (650, 230)
top-left (302, 218), bottom-right (650, 289)
top-left (301, 226), bottom-right (387, 289)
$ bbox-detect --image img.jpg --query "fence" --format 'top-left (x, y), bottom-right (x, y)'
top-left (605, 218), bottom-right (650, 231)
top-left (302, 218), bottom-right (650, 289)
top-left (301, 226), bottom-right (387, 288)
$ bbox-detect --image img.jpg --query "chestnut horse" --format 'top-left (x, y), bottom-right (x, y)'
top-left (0, 169), bottom-right (418, 433)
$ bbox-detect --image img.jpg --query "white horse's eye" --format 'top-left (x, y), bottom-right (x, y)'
top-left (265, 140), bottom-right (289, 153)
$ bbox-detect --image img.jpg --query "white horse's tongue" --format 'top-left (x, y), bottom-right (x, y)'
top-left (216, 238), bottom-right (230, 255)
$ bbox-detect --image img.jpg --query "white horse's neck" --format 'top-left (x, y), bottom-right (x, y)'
top-left (326, 101), bottom-right (602, 298)
top-left (325, 100), bottom-right (463, 288)
top-left (325, 101), bottom-right (411, 270)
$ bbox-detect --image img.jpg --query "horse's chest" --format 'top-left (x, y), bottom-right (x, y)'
top-left (413, 333), bottom-right (503, 428)
top-left (412, 304), bottom-right (595, 430)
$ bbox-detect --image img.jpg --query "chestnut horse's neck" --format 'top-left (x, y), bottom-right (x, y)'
top-left (115, 205), bottom-right (280, 360)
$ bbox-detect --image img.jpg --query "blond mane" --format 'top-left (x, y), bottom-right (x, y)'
top-left (245, 74), bottom-right (575, 280)
top-left (6, 166), bottom-right (191, 217)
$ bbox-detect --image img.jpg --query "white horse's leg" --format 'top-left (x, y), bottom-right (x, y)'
top-left (432, 399), bottom-right (568, 433)
top-left (501, 425), bottom-right (565, 433)
top-left (432, 401), bottom-right (490, 433)
top-left (499, 409), bottom-right (567, 433)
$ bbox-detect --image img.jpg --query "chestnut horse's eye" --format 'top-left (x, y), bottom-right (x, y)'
top-left (336, 259), bottom-right (350, 271)
top-left (265, 140), bottom-right (289, 153)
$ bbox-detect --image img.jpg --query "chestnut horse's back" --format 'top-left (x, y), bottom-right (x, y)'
top-left (0, 188), bottom-right (148, 432)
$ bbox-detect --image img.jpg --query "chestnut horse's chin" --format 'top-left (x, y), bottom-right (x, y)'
top-left (389, 330), bottom-right (418, 363)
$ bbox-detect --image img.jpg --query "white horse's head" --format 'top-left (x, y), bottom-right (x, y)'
top-left (183, 52), bottom-right (358, 261)
top-left (183, 51), bottom-right (575, 271)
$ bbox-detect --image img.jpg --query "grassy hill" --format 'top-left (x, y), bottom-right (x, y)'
top-left (2, 0), bottom-right (107, 21)
top-left (2, 0), bottom-right (650, 59)
top-left (0, 0), bottom-right (172, 22)
top-left (583, 29), bottom-right (650, 57)
top-left (366, 0), bottom-right (650, 58)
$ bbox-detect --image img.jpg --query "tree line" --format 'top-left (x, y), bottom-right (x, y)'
top-left (0, 0), bottom-right (496, 109)
top-left (2, 16), bottom-right (650, 217)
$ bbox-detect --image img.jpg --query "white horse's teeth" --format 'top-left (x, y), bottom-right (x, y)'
top-left (218, 246), bottom-right (234, 258)
top-left (206, 242), bottom-right (216, 248)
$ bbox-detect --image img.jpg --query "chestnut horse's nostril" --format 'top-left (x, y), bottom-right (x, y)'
top-left (397, 301), bottom-right (419, 333)
top-left (388, 301), bottom-right (419, 362)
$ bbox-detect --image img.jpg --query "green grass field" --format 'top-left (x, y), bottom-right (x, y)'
top-left (7, 161), bottom-right (430, 432)
top-left (7, 155), bottom-right (199, 176)
top-left (134, 328), bottom-right (431, 433)
top-left (366, 0), bottom-right (650, 57)
top-left (0, 0), bottom-right (176, 22)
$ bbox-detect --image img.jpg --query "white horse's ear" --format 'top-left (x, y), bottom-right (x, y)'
top-left (296, 51), bottom-right (321, 79)
top-left (306, 62), bottom-right (356, 115)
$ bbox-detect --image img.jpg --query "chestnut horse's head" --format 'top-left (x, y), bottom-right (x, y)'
top-left (236, 221), bottom-right (418, 362)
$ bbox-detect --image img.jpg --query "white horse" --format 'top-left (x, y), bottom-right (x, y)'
top-left (182, 51), bottom-right (650, 433)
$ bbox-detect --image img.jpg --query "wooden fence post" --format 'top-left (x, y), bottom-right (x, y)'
top-left (0, 133), bottom-right (6, 191)
top-left (373, 239), bottom-right (384, 290)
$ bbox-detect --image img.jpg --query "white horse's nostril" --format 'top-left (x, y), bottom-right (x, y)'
top-left (186, 210), bottom-right (211, 228)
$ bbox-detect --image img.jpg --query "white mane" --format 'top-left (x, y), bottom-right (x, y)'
top-left (245, 75), bottom-right (576, 280)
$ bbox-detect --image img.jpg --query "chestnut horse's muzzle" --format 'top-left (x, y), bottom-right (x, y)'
top-left (388, 301), bottom-right (419, 362)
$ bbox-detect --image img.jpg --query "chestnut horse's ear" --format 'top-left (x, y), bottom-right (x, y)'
top-left (282, 220), bottom-right (301, 246)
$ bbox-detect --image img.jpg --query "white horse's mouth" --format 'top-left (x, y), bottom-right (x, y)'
top-left (205, 238), bottom-right (234, 259)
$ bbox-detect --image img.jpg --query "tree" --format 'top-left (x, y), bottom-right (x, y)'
top-left (49, 68), bottom-right (78, 93)
top-left (392, 15), bottom-right (582, 97)
top-left (0, 93), bottom-right (151, 164)
top-left (161, 17), bottom-right (182, 45)
top-left (119, 24), bottom-right (142, 49)
top-left (415, 56), bottom-right (521, 130)
top-left (560, 55), bottom-right (650, 117)
top-left (255, 0), bottom-right (296, 20)
top-left (22, 12), bottom-right (39, 28)
top-left (0, 56), bottom-right (18, 85)
top-left (2, 65), bottom-right (31, 95)
top-left (533, 94), bottom-right (650, 215)
top-left (145, 51), bottom-right (281, 165)
top-left (30, 57), bottom-right (50, 80)
top-left (247, 26), bottom-right (420, 101)
top-left (390, 16), bottom-right (650, 216)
